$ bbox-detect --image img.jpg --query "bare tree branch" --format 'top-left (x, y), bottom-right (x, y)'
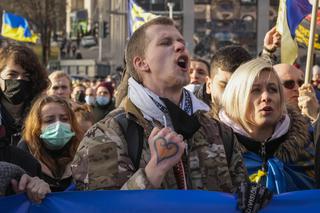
top-left (1, 0), bottom-right (66, 65)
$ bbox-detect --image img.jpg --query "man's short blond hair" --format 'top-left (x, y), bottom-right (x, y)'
top-left (48, 70), bottom-right (72, 88)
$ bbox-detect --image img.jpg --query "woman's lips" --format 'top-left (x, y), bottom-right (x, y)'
top-left (260, 106), bottom-right (273, 115)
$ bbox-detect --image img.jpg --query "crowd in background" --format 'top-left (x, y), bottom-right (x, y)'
top-left (1, 16), bottom-right (320, 212)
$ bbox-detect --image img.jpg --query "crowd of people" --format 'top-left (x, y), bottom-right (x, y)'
top-left (1, 16), bottom-right (320, 212)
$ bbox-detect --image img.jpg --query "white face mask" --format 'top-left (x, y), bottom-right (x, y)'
top-left (85, 96), bottom-right (95, 105)
top-left (184, 84), bottom-right (201, 93)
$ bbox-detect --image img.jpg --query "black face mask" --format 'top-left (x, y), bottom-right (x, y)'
top-left (75, 91), bottom-right (86, 104)
top-left (2, 79), bottom-right (32, 105)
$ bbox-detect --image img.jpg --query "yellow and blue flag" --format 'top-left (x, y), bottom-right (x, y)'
top-left (1, 12), bottom-right (38, 43)
top-left (276, 0), bottom-right (312, 64)
top-left (128, 0), bottom-right (158, 35)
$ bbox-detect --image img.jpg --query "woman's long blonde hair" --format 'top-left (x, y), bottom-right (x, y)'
top-left (221, 58), bottom-right (285, 133)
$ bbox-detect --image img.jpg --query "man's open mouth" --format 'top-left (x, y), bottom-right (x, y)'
top-left (177, 55), bottom-right (188, 69)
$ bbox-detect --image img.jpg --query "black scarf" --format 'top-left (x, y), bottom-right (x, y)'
top-left (160, 97), bottom-right (200, 140)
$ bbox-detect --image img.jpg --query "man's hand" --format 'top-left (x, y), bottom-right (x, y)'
top-left (298, 83), bottom-right (320, 122)
top-left (11, 174), bottom-right (51, 203)
top-left (263, 27), bottom-right (281, 53)
top-left (145, 127), bottom-right (185, 188)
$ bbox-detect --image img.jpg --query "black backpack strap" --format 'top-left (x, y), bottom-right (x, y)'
top-left (114, 112), bottom-right (144, 170)
top-left (217, 121), bottom-right (234, 166)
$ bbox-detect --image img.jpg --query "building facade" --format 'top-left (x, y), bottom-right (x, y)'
top-left (65, 0), bottom-right (279, 73)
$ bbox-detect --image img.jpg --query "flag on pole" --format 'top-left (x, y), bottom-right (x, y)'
top-left (296, 17), bottom-right (320, 52)
top-left (276, 0), bottom-right (312, 64)
top-left (128, 0), bottom-right (158, 36)
top-left (1, 11), bottom-right (38, 43)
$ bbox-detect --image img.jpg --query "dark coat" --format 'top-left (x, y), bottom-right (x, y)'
top-left (236, 108), bottom-right (315, 191)
top-left (92, 100), bottom-right (115, 123)
top-left (0, 101), bottom-right (27, 146)
top-left (17, 140), bottom-right (73, 192)
top-left (0, 143), bottom-right (41, 177)
top-left (313, 113), bottom-right (320, 187)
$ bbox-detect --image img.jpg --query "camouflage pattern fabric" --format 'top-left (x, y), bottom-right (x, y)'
top-left (72, 97), bottom-right (248, 192)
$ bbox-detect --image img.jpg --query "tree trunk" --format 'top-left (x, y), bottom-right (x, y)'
top-left (41, 0), bottom-right (49, 65)
top-left (42, 37), bottom-right (48, 65)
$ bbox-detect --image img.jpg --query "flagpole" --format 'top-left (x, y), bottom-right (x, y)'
top-left (305, 0), bottom-right (319, 83)
top-left (1, 10), bottom-right (6, 35)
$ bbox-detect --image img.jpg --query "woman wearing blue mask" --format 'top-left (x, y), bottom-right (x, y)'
top-left (18, 96), bottom-right (83, 192)
top-left (92, 81), bottom-right (115, 122)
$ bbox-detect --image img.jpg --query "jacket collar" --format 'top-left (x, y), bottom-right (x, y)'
top-left (122, 96), bottom-right (150, 129)
top-left (235, 107), bottom-right (310, 162)
top-left (40, 161), bottom-right (72, 179)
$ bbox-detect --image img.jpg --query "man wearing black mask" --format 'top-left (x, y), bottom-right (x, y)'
top-left (0, 45), bottom-right (48, 176)
top-left (71, 83), bottom-right (86, 104)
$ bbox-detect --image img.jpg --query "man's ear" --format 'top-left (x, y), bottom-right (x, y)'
top-left (206, 78), bottom-right (212, 95)
top-left (133, 56), bottom-right (149, 72)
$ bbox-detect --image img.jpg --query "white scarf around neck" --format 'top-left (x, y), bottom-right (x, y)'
top-left (128, 77), bottom-right (210, 127)
top-left (218, 109), bottom-right (290, 141)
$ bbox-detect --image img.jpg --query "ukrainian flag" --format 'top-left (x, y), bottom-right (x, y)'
top-left (1, 12), bottom-right (38, 43)
top-left (128, 0), bottom-right (158, 35)
top-left (276, 0), bottom-right (312, 64)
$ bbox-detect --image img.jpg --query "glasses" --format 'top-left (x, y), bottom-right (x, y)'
top-left (282, 79), bottom-right (304, 90)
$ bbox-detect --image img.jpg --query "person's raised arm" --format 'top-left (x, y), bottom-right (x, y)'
top-left (263, 26), bottom-right (281, 54)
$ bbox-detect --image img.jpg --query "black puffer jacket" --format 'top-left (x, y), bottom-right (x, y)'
top-left (0, 143), bottom-right (41, 177)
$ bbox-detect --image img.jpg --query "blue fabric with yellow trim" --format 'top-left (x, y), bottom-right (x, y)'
top-left (1, 12), bottom-right (38, 43)
top-left (244, 152), bottom-right (314, 194)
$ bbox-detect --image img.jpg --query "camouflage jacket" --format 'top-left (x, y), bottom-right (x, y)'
top-left (71, 97), bottom-right (248, 192)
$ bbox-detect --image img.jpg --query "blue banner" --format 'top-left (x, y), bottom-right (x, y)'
top-left (1, 189), bottom-right (320, 213)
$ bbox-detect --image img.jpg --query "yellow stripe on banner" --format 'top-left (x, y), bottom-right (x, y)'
top-left (131, 4), bottom-right (142, 18)
top-left (131, 4), bottom-right (158, 21)
top-left (1, 23), bottom-right (38, 43)
top-left (141, 12), bottom-right (158, 22)
top-left (132, 21), bottom-right (145, 32)
top-left (276, 0), bottom-right (298, 64)
top-left (130, 1), bottom-right (159, 33)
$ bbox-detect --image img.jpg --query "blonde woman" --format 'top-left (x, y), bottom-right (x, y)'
top-left (219, 58), bottom-right (315, 194)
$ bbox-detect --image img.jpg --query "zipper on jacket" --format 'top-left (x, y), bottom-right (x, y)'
top-left (260, 138), bottom-right (269, 172)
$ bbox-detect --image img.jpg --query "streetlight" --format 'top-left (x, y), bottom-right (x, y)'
top-left (167, 0), bottom-right (175, 19)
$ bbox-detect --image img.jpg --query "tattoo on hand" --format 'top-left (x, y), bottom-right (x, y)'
top-left (153, 136), bottom-right (179, 164)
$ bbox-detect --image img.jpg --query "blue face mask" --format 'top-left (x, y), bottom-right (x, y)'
top-left (85, 96), bottom-right (95, 105)
top-left (40, 121), bottom-right (75, 150)
top-left (96, 96), bottom-right (110, 106)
